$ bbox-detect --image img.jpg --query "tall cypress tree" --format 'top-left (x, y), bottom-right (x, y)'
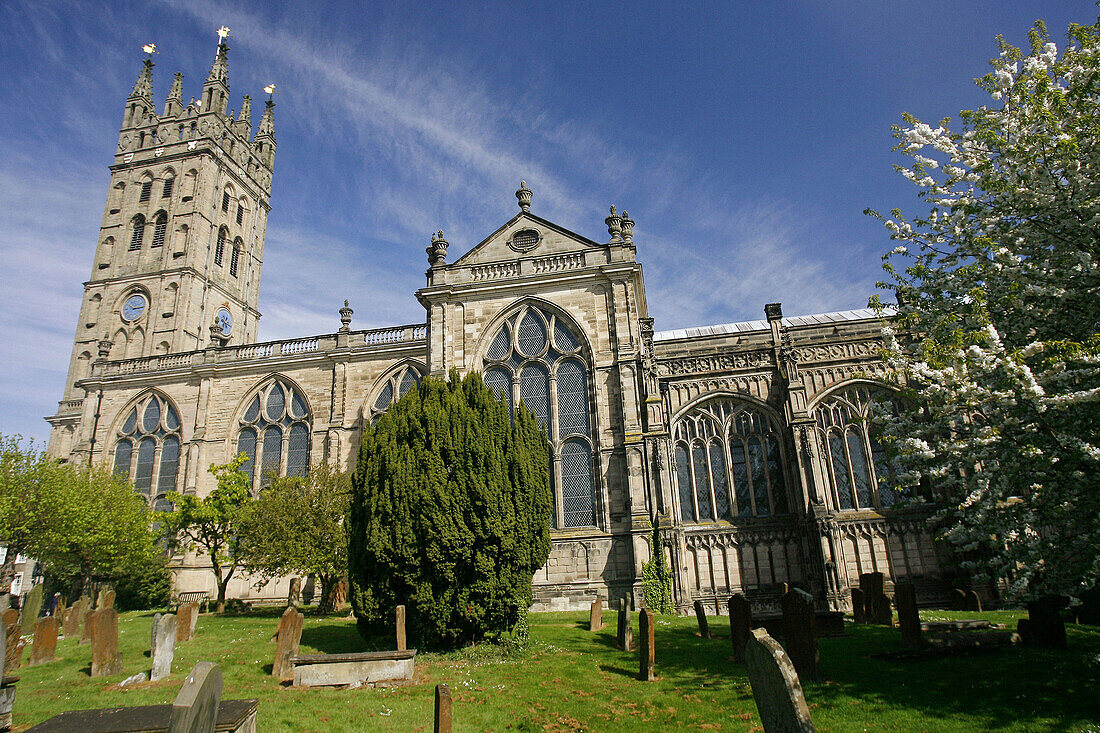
top-left (348, 369), bottom-right (551, 648)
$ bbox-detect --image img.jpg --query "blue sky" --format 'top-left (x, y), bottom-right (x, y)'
top-left (0, 0), bottom-right (1093, 443)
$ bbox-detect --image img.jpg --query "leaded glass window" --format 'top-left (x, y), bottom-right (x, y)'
top-left (112, 392), bottom-right (182, 509)
top-left (237, 378), bottom-right (312, 493)
top-left (481, 305), bottom-right (596, 529)
top-left (812, 383), bottom-right (901, 511)
top-left (672, 399), bottom-right (791, 522)
top-left (370, 364), bottom-right (424, 420)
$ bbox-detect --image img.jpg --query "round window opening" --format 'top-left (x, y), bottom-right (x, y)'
top-left (509, 228), bottom-right (541, 253)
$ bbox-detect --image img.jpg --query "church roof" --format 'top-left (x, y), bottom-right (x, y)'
top-left (653, 307), bottom-right (893, 342)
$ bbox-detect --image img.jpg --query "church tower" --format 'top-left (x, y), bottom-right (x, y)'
top-left (57, 36), bottom-right (275, 406)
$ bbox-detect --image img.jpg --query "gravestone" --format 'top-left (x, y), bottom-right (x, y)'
top-left (744, 628), bottom-right (815, 733)
top-left (966, 590), bottom-right (982, 612)
top-left (97, 588), bottom-right (116, 610)
top-left (51, 595), bottom-right (64, 621)
top-left (151, 614), bottom-right (178, 681)
top-left (90, 607), bottom-right (123, 677)
top-left (396, 605), bottom-right (407, 651)
top-left (3, 609), bottom-right (24, 673)
top-left (177, 603), bottom-right (198, 643)
top-left (1018, 595), bottom-right (1067, 649)
top-left (151, 613), bottom-right (163, 658)
top-left (781, 588), bottom-right (819, 682)
top-left (287, 578), bottom-right (301, 608)
top-left (66, 597), bottom-right (88, 638)
top-left (80, 609), bottom-right (95, 644)
top-left (616, 601), bottom-right (632, 652)
top-left (272, 606), bottom-right (303, 681)
top-left (589, 598), bottom-right (604, 631)
top-left (169, 661), bottom-right (222, 733)
top-left (331, 579), bottom-right (348, 611)
top-left (850, 588), bottom-right (866, 623)
top-left (729, 593), bottom-right (753, 663)
top-left (858, 572), bottom-right (883, 613)
top-left (19, 584), bottom-right (44, 634)
top-left (894, 580), bottom-right (921, 650)
top-left (434, 683), bottom-right (452, 733)
top-left (952, 588), bottom-right (967, 611)
top-left (1078, 585), bottom-right (1100, 626)
top-left (638, 608), bottom-right (655, 681)
top-left (694, 599), bottom-right (711, 639)
top-left (29, 616), bottom-right (59, 666)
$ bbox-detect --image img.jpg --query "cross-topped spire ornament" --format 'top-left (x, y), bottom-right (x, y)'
top-left (217, 26), bottom-right (231, 42)
top-left (142, 43), bottom-right (157, 56)
top-left (264, 83), bottom-right (276, 101)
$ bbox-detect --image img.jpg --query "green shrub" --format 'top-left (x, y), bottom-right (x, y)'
top-left (348, 370), bottom-right (551, 649)
top-left (114, 553), bottom-right (171, 611)
top-left (641, 525), bottom-right (673, 614)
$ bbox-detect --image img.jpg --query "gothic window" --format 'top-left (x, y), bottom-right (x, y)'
top-left (812, 383), bottom-right (900, 512)
top-left (672, 399), bottom-right (790, 522)
top-left (236, 379), bottom-right (312, 493)
top-left (370, 364), bottom-right (424, 419)
top-left (151, 211), bottom-right (168, 248)
top-left (221, 189), bottom-right (231, 212)
top-left (162, 176), bottom-right (174, 199)
top-left (230, 238), bottom-right (242, 277)
top-left (236, 201), bottom-right (245, 225)
top-left (112, 392), bottom-right (181, 509)
top-left (482, 305), bottom-right (596, 529)
top-left (129, 215), bottom-right (146, 251)
top-left (139, 180), bottom-right (153, 203)
top-left (215, 227), bottom-right (228, 265)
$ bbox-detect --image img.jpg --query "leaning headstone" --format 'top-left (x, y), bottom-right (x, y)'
top-left (850, 588), bottom-right (866, 623)
top-left (396, 605), bottom-right (407, 651)
top-left (3, 610), bottom-right (24, 673)
top-left (694, 599), bottom-right (711, 639)
top-left (616, 601), bottom-right (633, 652)
top-left (894, 580), bottom-right (921, 650)
top-left (90, 607), bottom-right (123, 677)
top-left (151, 612), bottom-right (163, 658)
top-left (781, 588), bottom-right (819, 682)
top-left (177, 602), bottom-right (198, 643)
top-left (19, 584), bottom-right (44, 634)
top-left (589, 598), bottom-right (604, 632)
top-left (638, 608), bottom-right (655, 681)
top-left (952, 588), bottom-right (967, 611)
top-left (29, 616), bottom-right (59, 666)
top-left (168, 661), bottom-right (222, 733)
top-left (729, 593), bottom-right (753, 663)
top-left (966, 590), bottom-right (983, 612)
top-left (151, 613), bottom-right (178, 681)
top-left (287, 578), bottom-right (301, 608)
top-left (271, 606), bottom-right (303, 681)
top-left (1018, 595), bottom-right (1067, 649)
top-left (435, 683), bottom-right (452, 733)
top-left (744, 628), bottom-right (815, 733)
top-left (80, 609), bottom-right (95, 644)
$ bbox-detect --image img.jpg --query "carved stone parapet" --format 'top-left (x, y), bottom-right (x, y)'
top-left (655, 349), bottom-right (772, 376)
top-left (794, 339), bottom-right (881, 363)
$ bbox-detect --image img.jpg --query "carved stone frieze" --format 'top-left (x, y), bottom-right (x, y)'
top-left (793, 339), bottom-right (881, 364)
top-left (655, 349), bottom-right (772, 376)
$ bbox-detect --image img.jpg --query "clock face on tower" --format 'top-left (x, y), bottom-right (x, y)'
top-left (216, 307), bottom-right (233, 337)
top-left (122, 293), bottom-right (147, 322)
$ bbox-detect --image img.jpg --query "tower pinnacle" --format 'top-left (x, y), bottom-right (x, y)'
top-left (131, 58), bottom-right (154, 100)
top-left (164, 72), bottom-right (184, 117)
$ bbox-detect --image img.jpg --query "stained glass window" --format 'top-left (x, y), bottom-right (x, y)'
top-left (370, 364), bottom-right (424, 419)
top-left (237, 378), bottom-right (312, 492)
top-left (112, 393), bottom-right (182, 507)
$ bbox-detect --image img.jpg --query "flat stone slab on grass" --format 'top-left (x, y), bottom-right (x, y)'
top-left (291, 650), bottom-right (416, 688)
top-left (24, 699), bottom-right (258, 732)
top-left (921, 620), bottom-right (1001, 632)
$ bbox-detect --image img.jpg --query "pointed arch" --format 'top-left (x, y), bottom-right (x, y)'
top-left (233, 374), bottom-right (315, 493)
top-left (128, 326), bottom-right (145, 359)
top-left (129, 214), bottom-right (146, 251)
top-left (473, 296), bottom-right (594, 364)
top-left (160, 167), bottom-right (176, 199)
top-left (151, 210), bottom-right (168, 247)
top-left (230, 237), bottom-right (243, 277)
top-left (364, 359), bottom-right (427, 421)
top-left (215, 226), bottom-right (228, 265)
top-left (110, 389), bottom-right (184, 506)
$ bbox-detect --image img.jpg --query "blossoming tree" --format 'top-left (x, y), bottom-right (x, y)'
top-left (868, 17), bottom-right (1100, 598)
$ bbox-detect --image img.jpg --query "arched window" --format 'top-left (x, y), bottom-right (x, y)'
top-left (139, 179), bottom-right (153, 203)
top-left (236, 378), bottom-right (312, 492)
top-left (236, 199), bottom-right (246, 226)
top-left (215, 226), bottom-right (228, 265)
top-left (370, 364), bottom-right (424, 419)
top-left (151, 211), bottom-right (168, 248)
top-left (230, 238), bottom-right (242, 277)
top-left (129, 215), bottom-right (146, 251)
top-left (113, 393), bottom-right (181, 509)
top-left (812, 383), bottom-right (900, 511)
top-left (482, 305), bottom-right (596, 529)
top-left (161, 175), bottom-right (174, 199)
top-left (672, 399), bottom-right (790, 522)
top-left (221, 187), bottom-right (232, 212)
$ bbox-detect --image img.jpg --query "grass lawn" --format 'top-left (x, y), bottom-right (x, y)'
top-left (10, 607), bottom-right (1100, 731)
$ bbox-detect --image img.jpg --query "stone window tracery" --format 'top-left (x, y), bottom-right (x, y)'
top-left (482, 305), bottom-right (596, 529)
top-left (370, 364), bottom-right (424, 420)
top-left (812, 383), bottom-right (898, 511)
top-left (673, 399), bottom-right (790, 522)
top-left (236, 379), bottom-right (312, 493)
top-left (112, 392), bottom-right (181, 509)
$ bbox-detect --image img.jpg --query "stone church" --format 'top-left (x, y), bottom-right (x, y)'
top-left (46, 43), bottom-right (948, 614)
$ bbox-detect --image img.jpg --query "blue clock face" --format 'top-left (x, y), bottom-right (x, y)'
top-left (122, 294), bottom-right (147, 321)
top-left (216, 307), bottom-right (233, 337)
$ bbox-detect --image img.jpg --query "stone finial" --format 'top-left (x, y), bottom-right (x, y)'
top-left (209, 319), bottom-right (228, 346)
top-left (256, 98), bottom-right (276, 139)
top-left (239, 95), bottom-right (252, 125)
top-left (97, 339), bottom-right (113, 360)
top-left (620, 210), bottom-right (635, 242)
top-left (765, 302), bottom-right (783, 321)
top-left (131, 58), bottom-right (155, 99)
top-left (339, 299), bottom-right (354, 331)
top-left (163, 72), bottom-right (184, 117)
top-left (605, 205), bottom-right (622, 241)
top-left (516, 181), bottom-right (532, 212)
top-left (427, 230), bottom-right (449, 266)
